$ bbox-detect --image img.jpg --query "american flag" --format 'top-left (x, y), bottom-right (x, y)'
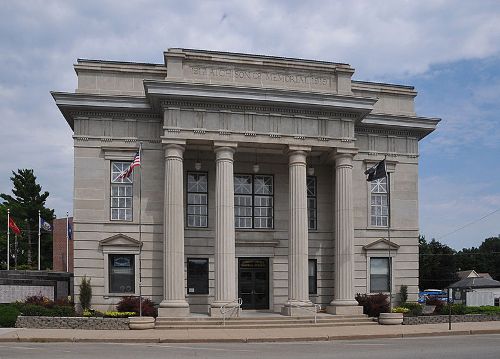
top-left (117, 150), bottom-right (141, 179)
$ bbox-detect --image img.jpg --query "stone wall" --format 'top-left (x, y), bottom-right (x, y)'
top-left (16, 316), bottom-right (129, 330)
top-left (403, 314), bottom-right (500, 325)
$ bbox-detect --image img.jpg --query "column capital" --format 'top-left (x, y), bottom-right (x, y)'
top-left (164, 143), bottom-right (185, 159)
top-left (287, 145), bottom-right (310, 166)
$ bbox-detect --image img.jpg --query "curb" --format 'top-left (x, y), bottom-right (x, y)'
top-left (1, 329), bottom-right (499, 344)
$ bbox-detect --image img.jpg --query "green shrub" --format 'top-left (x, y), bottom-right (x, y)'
top-left (103, 311), bottom-right (136, 318)
top-left (437, 304), bottom-right (465, 315)
top-left (79, 276), bottom-right (92, 310)
top-left (18, 303), bottom-right (75, 317)
top-left (401, 302), bottom-right (423, 316)
top-left (0, 304), bottom-right (20, 327)
top-left (355, 293), bottom-right (390, 317)
top-left (464, 306), bottom-right (500, 315)
top-left (399, 285), bottom-right (408, 304)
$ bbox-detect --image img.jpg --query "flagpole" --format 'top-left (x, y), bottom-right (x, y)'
top-left (7, 209), bottom-right (10, 271)
top-left (66, 212), bottom-right (69, 272)
top-left (138, 142), bottom-right (143, 317)
top-left (38, 210), bottom-right (41, 271)
top-left (385, 155), bottom-right (393, 310)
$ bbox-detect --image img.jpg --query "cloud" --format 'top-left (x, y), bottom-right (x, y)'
top-left (1, 0), bottom-right (500, 234)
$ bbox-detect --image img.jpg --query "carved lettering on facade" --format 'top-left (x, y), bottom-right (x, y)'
top-left (189, 65), bottom-right (331, 89)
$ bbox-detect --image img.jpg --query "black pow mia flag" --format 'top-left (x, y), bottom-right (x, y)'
top-left (364, 159), bottom-right (387, 181)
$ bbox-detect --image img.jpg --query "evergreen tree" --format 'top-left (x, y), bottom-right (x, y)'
top-left (0, 169), bottom-right (54, 269)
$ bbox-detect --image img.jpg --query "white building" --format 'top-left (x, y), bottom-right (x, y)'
top-left (52, 49), bottom-right (439, 317)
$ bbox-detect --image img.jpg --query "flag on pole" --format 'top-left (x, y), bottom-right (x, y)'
top-left (40, 218), bottom-right (52, 232)
top-left (67, 223), bottom-right (73, 240)
top-left (117, 151), bottom-right (141, 179)
top-left (364, 159), bottom-right (387, 182)
top-left (8, 216), bottom-right (21, 235)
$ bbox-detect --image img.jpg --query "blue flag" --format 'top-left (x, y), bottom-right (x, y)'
top-left (68, 223), bottom-right (73, 240)
top-left (40, 218), bottom-right (52, 232)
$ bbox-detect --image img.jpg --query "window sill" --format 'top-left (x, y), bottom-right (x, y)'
top-left (104, 293), bottom-right (138, 298)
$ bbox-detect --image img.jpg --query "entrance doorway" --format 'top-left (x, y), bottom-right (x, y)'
top-left (238, 258), bottom-right (269, 310)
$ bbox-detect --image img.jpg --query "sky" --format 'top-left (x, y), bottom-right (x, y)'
top-left (0, 0), bottom-right (499, 250)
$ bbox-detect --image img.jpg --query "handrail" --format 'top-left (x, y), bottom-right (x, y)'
top-left (287, 300), bottom-right (321, 324)
top-left (220, 298), bottom-right (243, 327)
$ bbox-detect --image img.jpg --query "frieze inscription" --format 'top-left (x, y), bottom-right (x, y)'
top-left (188, 65), bottom-right (332, 89)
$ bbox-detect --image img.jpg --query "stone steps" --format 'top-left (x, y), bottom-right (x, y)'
top-left (155, 315), bottom-right (376, 329)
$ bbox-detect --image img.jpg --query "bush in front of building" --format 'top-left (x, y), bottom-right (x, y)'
top-left (0, 304), bottom-right (21, 327)
top-left (464, 306), bottom-right (500, 315)
top-left (79, 276), bottom-right (92, 310)
top-left (400, 302), bottom-right (423, 316)
top-left (117, 296), bottom-right (158, 317)
top-left (355, 293), bottom-right (390, 317)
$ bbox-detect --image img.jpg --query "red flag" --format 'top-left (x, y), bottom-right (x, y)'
top-left (8, 216), bottom-right (21, 235)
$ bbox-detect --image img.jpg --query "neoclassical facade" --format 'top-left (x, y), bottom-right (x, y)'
top-left (53, 49), bottom-right (438, 316)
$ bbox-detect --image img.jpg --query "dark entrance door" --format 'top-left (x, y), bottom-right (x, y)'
top-left (238, 258), bottom-right (269, 310)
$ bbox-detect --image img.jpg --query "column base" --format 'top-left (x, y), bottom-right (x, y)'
top-left (158, 300), bottom-right (190, 317)
top-left (281, 301), bottom-right (315, 317)
top-left (209, 301), bottom-right (241, 318)
top-left (326, 304), bottom-right (363, 315)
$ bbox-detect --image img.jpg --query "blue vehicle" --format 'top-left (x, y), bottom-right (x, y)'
top-left (418, 289), bottom-right (448, 303)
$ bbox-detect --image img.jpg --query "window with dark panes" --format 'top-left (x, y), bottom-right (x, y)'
top-left (370, 257), bottom-right (391, 293)
top-left (308, 259), bottom-right (317, 295)
top-left (187, 258), bottom-right (209, 294)
top-left (187, 172), bottom-right (208, 228)
top-left (109, 254), bottom-right (135, 293)
top-left (110, 162), bottom-right (133, 221)
top-left (234, 174), bottom-right (273, 229)
top-left (307, 176), bottom-right (317, 230)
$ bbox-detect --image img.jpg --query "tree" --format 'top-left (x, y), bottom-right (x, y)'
top-left (0, 169), bottom-right (54, 269)
top-left (419, 235), bottom-right (458, 290)
top-left (456, 236), bottom-right (500, 280)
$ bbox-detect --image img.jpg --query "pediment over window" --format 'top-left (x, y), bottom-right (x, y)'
top-left (363, 238), bottom-right (400, 251)
top-left (99, 234), bottom-right (142, 248)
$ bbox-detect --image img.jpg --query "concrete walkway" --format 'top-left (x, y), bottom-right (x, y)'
top-left (1, 321), bottom-right (500, 343)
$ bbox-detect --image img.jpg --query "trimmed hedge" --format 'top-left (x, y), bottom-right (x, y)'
top-left (0, 304), bottom-right (20, 327)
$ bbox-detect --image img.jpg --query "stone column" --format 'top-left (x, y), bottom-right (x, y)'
top-left (159, 143), bottom-right (190, 317)
top-left (282, 147), bottom-right (314, 316)
top-left (210, 143), bottom-right (239, 317)
top-left (327, 150), bottom-right (363, 315)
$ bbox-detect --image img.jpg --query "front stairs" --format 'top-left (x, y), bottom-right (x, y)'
top-left (154, 313), bottom-right (375, 329)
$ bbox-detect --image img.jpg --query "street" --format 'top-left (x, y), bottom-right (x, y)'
top-left (0, 334), bottom-right (499, 359)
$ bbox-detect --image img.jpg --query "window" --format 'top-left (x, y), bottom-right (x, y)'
top-left (109, 254), bottom-right (135, 293)
top-left (307, 176), bottom-right (317, 230)
top-left (234, 175), bottom-right (273, 229)
top-left (111, 162), bottom-right (133, 221)
top-left (370, 257), bottom-right (391, 293)
top-left (370, 177), bottom-right (388, 227)
top-left (187, 172), bottom-right (208, 227)
top-left (308, 259), bottom-right (317, 295)
top-left (187, 258), bottom-right (209, 294)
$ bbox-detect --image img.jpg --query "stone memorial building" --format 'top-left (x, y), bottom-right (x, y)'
top-left (52, 48), bottom-right (438, 316)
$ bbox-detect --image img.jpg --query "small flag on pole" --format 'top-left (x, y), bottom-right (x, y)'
top-left (40, 218), bottom-right (52, 232)
top-left (8, 216), bottom-right (21, 235)
top-left (117, 151), bottom-right (141, 179)
top-left (67, 223), bottom-right (73, 240)
top-left (364, 159), bottom-right (387, 182)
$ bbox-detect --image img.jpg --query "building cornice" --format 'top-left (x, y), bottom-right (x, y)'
top-left (51, 92), bottom-right (153, 129)
top-left (358, 113), bottom-right (440, 139)
top-left (144, 80), bottom-right (377, 119)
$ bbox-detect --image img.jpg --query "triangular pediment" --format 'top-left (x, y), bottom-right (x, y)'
top-left (363, 238), bottom-right (400, 251)
top-left (99, 234), bottom-right (142, 248)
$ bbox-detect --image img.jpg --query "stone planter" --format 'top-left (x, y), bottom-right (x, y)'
top-left (128, 316), bottom-right (155, 330)
top-left (378, 312), bottom-right (403, 325)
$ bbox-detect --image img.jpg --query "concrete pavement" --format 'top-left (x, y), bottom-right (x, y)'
top-left (1, 321), bottom-right (500, 343)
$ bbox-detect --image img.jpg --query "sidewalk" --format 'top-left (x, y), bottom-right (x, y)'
top-left (1, 321), bottom-right (500, 343)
